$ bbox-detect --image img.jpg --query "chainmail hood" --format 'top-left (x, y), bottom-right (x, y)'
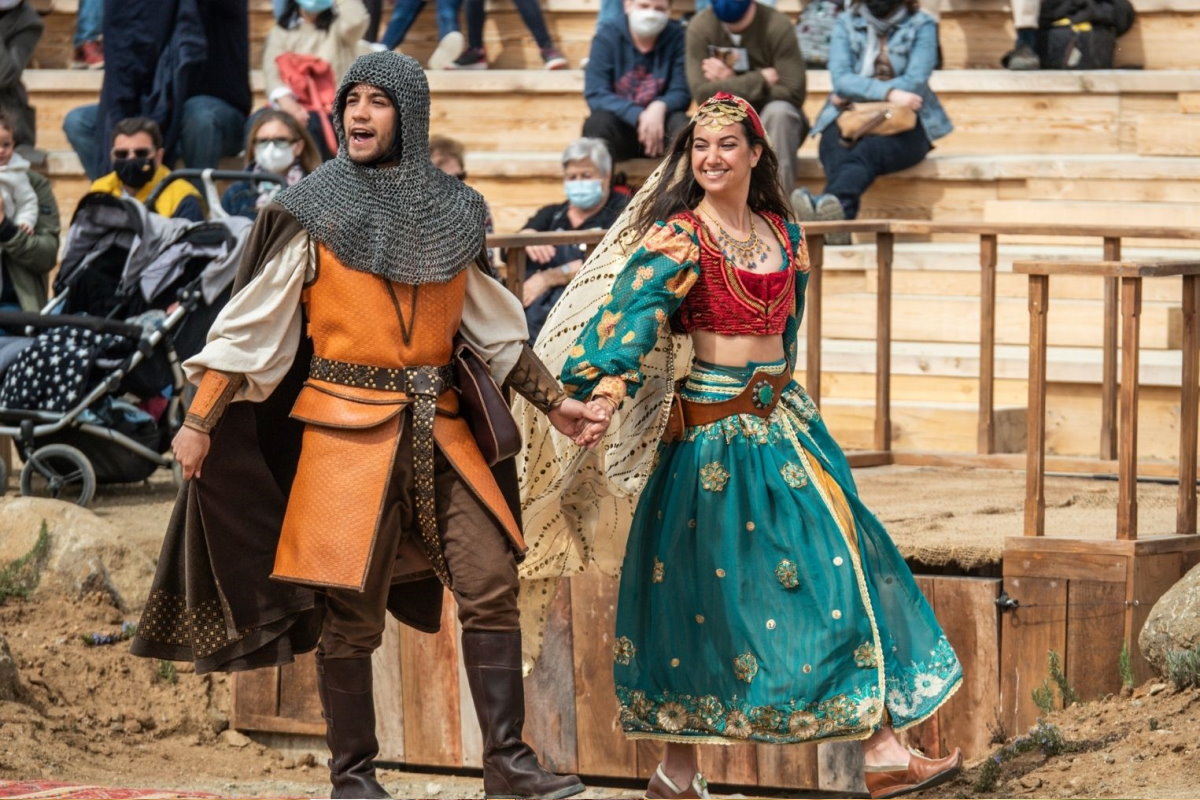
top-left (274, 51), bottom-right (487, 284)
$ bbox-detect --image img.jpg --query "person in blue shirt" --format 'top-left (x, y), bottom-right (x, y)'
top-left (582, 0), bottom-right (690, 161)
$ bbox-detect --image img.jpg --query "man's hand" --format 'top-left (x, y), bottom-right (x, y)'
top-left (522, 270), bottom-right (553, 307)
top-left (173, 426), bottom-right (212, 480)
top-left (277, 94), bottom-right (310, 126)
top-left (524, 243), bottom-right (557, 265)
top-left (637, 101), bottom-right (668, 157)
top-left (547, 397), bottom-right (610, 448)
top-left (701, 56), bottom-right (734, 82)
top-left (761, 67), bottom-right (780, 87)
top-left (886, 88), bottom-right (923, 110)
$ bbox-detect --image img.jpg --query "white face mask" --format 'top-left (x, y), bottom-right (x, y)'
top-left (628, 8), bottom-right (669, 39)
top-left (255, 141), bottom-right (296, 174)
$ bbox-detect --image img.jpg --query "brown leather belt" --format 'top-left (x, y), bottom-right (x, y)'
top-left (309, 355), bottom-right (455, 396)
top-left (664, 368), bottom-right (793, 443)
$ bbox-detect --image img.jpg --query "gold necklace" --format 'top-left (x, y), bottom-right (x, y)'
top-left (698, 205), bottom-right (770, 269)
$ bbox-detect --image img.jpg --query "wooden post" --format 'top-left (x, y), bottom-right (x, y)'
top-left (505, 248), bottom-right (528, 299)
top-left (1117, 276), bottom-right (1142, 540)
top-left (1178, 274), bottom-right (1199, 534)
top-left (875, 233), bottom-right (894, 453)
top-left (1024, 274), bottom-right (1049, 536)
top-left (978, 234), bottom-right (998, 455)
top-left (806, 234), bottom-right (825, 406)
top-left (1100, 238), bottom-right (1122, 460)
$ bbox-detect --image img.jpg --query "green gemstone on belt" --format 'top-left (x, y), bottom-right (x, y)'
top-left (757, 384), bottom-right (774, 406)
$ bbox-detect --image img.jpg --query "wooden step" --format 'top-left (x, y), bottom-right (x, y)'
top-left (815, 397), bottom-right (1027, 453)
top-left (1136, 113), bottom-right (1200, 156)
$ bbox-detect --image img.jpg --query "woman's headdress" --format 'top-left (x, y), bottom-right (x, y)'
top-left (691, 92), bottom-right (765, 138)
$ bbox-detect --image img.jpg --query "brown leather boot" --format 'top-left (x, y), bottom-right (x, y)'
top-left (461, 630), bottom-right (586, 800)
top-left (317, 653), bottom-right (392, 799)
top-left (864, 747), bottom-right (963, 799)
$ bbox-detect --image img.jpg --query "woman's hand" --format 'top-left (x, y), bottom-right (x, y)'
top-left (547, 397), bottom-right (610, 448)
top-left (173, 426), bottom-right (211, 480)
top-left (886, 89), bottom-right (923, 110)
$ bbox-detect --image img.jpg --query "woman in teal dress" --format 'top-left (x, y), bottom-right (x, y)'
top-left (558, 93), bottom-right (964, 799)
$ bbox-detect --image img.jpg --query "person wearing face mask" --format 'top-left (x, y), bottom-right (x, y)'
top-left (513, 138), bottom-right (628, 343)
top-left (801, 0), bottom-right (950, 242)
top-left (582, 0), bottom-right (690, 162)
top-left (88, 117), bottom-right (203, 221)
top-left (223, 111), bottom-right (323, 220)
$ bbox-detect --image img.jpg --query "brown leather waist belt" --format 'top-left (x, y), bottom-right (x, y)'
top-left (664, 368), bottom-right (793, 443)
top-left (307, 354), bottom-right (456, 585)
top-left (309, 355), bottom-right (455, 396)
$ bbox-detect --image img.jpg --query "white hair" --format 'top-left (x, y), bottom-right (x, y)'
top-left (561, 137), bottom-right (612, 177)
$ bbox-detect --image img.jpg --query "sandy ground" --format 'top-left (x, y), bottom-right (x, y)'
top-left (0, 465), bottom-right (1196, 799)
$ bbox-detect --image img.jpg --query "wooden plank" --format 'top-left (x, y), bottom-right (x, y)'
top-left (1182, 93), bottom-right (1200, 113)
top-left (756, 743), bottom-right (819, 791)
top-left (1178, 274), bottom-right (1199, 534)
top-left (373, 617), bottom-right (406, 762)
top-left (522, 579), bottom-right (579, 774)
top-left (817, 741), bottom-right (866, 794)
top-left (698, 744), bottom-right (758, 787)
top-left (889, 451), bottom-right (1181, 479)
top-left (277, 651), bottom-right (323, 727)
top-left (807, 234), bottom-right (825, 407)
top-left (1137, 114), bottom-right (1200, 156)
top-left (400, 590), bottom-right (463, 767)
top-left (819, 400), bottom-right (1025, 455)
top-left (998, 576), bottom-right (1067, 735)
top-left (456, 619), bottom-right (484, 769)
top-left (231, 666), bottom-right (280, 727)
top-left (570, 567), bottom-right (636, 776)
top-left (931, 577), bottom-right (1002, 761)
top-left (635, 741), bottom-right (662, 781)
top-left (979, 234), bottom-right (999, 455)
top-left (1065, 580), bottom-right (1126, 701)
top-left (1004, 549), bottom-right (1128, 583)
top-left (875, 233), bottom-right (894, 453)
top-left (232, 712), bottom-right (326, 737)
top-left (1129, 552), bottom-right (1188, 684)
top-left (1101, 239), bottom-right (1122, 461)
top-left (1118, 278), bottom-right (1143, 539)
top-left (902, 576), bottom-right (942, 758)
top-left (1025, 274), bottom-right (1050, 536)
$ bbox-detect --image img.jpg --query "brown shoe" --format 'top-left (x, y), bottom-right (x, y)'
top-left (864, 747), bottom-right (963, 799)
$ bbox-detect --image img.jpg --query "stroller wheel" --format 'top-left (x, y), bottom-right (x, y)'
top-left (20, 444), bottom-right (97, 507)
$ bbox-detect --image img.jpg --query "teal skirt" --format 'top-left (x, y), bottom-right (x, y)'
top-left (613, 359), bottom-right (962, 744)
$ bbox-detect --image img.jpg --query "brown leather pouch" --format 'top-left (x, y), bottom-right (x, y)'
top-left (454, 338), bottom-right (522, 466)
top-left (836, 101), bottom-right (917, 146)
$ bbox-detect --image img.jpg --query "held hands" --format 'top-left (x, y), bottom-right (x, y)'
top-left (887, 88), bottom-right (923, 110)
top-left (701, 56), bottom-right (734, 82)
top-left (547, 397), bottom-right (611, 449)
top-left (172, 426), bottom-right (211, 480)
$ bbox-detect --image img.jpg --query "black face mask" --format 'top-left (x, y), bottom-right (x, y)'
top-left (864, 0), bottom-right (902, 17)
top-left (113, 157), bottom-right (156, 189)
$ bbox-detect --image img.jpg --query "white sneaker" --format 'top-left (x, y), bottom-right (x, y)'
top-left (365, 40), bottom-right (388, 53)
top-left (428, 31), bottom-right (465, 70)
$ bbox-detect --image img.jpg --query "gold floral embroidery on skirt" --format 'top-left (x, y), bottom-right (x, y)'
top-left (699, 461), bottom-right (730, 492)
top-left (652, 557), bottom-right (665, 583)
top-left (733, 652), bottom-right (759, 683)
top-left (775, 559), bottom-right (800, 589)
top-left (854, 642), bottom-right (878, 668)
top-left (613, 636), bottom-right (636, 665)
top-left (780, 461), bottom-right (809, 489)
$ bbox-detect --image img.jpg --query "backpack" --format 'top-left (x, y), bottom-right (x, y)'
top-left (1036, 0), bottom-right (1136, 69)
top-left (796, 0), bottom-right (844, 68)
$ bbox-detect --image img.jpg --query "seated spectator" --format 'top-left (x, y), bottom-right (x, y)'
top-left (222, 111), bottom-right (322, 220)
top-left (265, 0), bottom-right (369, 159)
top-left (0, 0), bottom-right (42, 149)
top-left (685, 0), bottom-right (807, 196)
top-left (0, 112), bottom-right (37, 236)
top-left (71, 0), bottom-right (104, 69)
top-left (0, 164), bottom-right (59, 313)
top-left (90, 118), bottom-right (204, 222)
top-left (62, 0), bottom-right (250, 181)
top-left (380, 0), bottom-right (466, 69)
top-left (449, 0), bottom-right (566, 69)
top-left (803, 0), bottom-right (950, 237)
top-left (514, 137), bottom-right (628, 342)
top-left (916, 0), bottom-right (1040, 69)
top-left (582, 0), bottom-right (690, 161)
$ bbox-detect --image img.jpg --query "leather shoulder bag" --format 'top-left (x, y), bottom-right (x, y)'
top-left (453, 338), bottom-right (522, 465)
top-left (836, 101), bottom-right (917, 146)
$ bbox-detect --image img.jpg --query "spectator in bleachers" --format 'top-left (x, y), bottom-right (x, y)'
top-left (448, 0), bottom-right (567, 69)
top-left (62, 0), bottom-right (251, 181)
top-left (71, 0), bottom-right (104, 69)
top-left (803, 0), bottom-right (950, 235)
top-left (221, 111), bottom-right (321, 220)
top-left (0, 0), bottom-right (42, 150)
top-left (0, 112), bottom-right (37, 236)
top-left (89, 117), bottom-right (204, 222)
top-left (264, 0), bottom-right (369, 160)
top-left (685, 0), bottom-right (806, 196)
top-left (0, 162), bottom-right (58, 313)
top-left (582, 0), bottom-right (690, 162)
top-left (916, 0), bottom-right (1040, 69)
top-left (513, 137), bottom-right (628, 342)
top-left (379, 0), bottom-right (466, 69)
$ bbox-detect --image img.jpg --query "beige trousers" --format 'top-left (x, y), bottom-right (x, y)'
top-left (918, 0), bottom-right (1039, 29)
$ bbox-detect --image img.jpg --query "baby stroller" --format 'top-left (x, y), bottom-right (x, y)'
top-left (0, 170), bottom-right (279, 505)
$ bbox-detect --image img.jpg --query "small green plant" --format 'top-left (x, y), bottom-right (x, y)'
top-left (1164, 646), bottom-right (1200, 690)
top-left (156, 660), bottom-right (178, 684)
top-left (1047, 650), bottom-right (1079, 706)
top-left (1118, 641), bottom-right (1134, 690)
top-left (1032, 681), bottom-right (1056, 715)
top-left (0, 522), bottom-right (50, 602)
top-left (972, 721), bottom-right (1069, 793)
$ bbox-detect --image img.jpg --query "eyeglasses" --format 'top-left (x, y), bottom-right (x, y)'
top-left (254, 137), bottom-right (298, 147)
top-left (112, 148), bottom-right (154, 160)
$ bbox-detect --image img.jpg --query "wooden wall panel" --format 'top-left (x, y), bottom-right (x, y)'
top-left (930, 577), bottom-right (1002, 760)
top-left (400, 592), bottom-right (463, 767)
top-left (374, 618), bottom-right (406, 762)
top-left (999, 576), bottom-right (1068, 736)
top-left (277, 651), bottom-right (322, 723)
top-left (1130, 552), bottom-right (1188, 684)
top-left (756, 743), bottom-right (820, 791)
top-left (523, 580), bottom-right (579, 774)
top-left (1065, 580), bottom-right (1126, 701)
top-left (697, 744), bottom-right (757, 787)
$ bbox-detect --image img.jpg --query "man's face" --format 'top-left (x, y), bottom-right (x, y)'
top-left (623, 0), bottom-right (670, 17)
top-left (111, 132), bottom-right (162, 169)
top-left (343, 84), bottom-right (398, 164)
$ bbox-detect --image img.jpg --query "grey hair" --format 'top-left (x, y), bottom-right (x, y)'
top-left (561, 137), bottom-right (612, 177)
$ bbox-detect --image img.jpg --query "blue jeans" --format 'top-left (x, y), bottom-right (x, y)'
top-left (382, 0), bottom-right (462, 49)
top-left (272, 0), bottom-right (288, 18)
top-left (64, 96), bottom-right (246, 181)
top-left (74, 0), bottom-right (103, 45)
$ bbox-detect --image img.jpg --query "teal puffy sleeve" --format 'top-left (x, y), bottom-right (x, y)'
top-left (561, 218), bottom-right (701, 403)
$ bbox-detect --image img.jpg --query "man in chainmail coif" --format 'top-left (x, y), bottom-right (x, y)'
top-left (130, 51), bottom-right (601, 800)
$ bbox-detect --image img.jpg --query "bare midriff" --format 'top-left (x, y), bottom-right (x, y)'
top-left (690, 330), bottom-right (785, 367)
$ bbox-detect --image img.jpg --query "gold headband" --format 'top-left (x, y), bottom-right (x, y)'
top-left (693, 100), bottom-right (749, 132)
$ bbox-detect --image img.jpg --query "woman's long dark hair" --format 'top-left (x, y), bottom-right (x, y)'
top-left (629, 115), bottom-right (794, 241)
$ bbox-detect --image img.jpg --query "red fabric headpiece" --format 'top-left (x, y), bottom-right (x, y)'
top-left (692, 92), bottom-right (766, 139)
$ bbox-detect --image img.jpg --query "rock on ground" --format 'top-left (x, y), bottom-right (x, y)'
top-left (1139, 560), bottom-right (1200, 677)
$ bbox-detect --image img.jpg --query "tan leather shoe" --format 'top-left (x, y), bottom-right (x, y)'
top-left (864, 747), bottom-right (963, 799)
top-left (645, 764), bottom-right (710, 799)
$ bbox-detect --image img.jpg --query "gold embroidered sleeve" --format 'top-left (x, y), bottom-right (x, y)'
top-left (184, 370), bottom-right (245, 433)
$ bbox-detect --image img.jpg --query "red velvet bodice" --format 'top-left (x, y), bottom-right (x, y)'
top-left (674, 210), bottom-right (796, 336)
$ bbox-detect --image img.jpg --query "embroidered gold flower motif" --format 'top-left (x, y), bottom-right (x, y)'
top-left (613, 636), bottom-right (636, 666)
top-left (656, 702), bottom-right (688, 733)
top-left (570, 344), bottom-right (585, 358)
top-left (751, 706), bottom-right (783, 734)
top-left (631, 265), bottom-right (655, 290)
top-left (733, 652), bottom-right (759, 683)
top-left (596, 310), bottom-right (623, 349)
top-left (854, 642), bottom-right (878, 668)
top-left (699, 461), bottom-right (730, 492)
top-left (780, 462), bottom-right (809, 489)
top-left (775, 559), bottom-right (800, 589)
top-left (724, 709), bottom-right (752, 738)
top-left (787, 710), bottom-right (819, 735)
top-left (821, 695), bottom-right (855, 723)
top-left (627, 689), bottom-right (653, 719)
top-left (695, 695), bottom-right (724, 725)
top-left (652, 557), bottom-right (665, 583)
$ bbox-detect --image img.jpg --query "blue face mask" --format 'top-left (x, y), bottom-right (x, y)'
top-left (711, 0), bottom-right (752, 22)
top-left (564, 179), bottom-right (604, 210)
top-left (296, 0), bottom-right (334, 13)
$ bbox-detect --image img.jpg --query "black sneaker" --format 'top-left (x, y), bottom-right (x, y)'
top-left (448, 47), bottom-right (487, 70)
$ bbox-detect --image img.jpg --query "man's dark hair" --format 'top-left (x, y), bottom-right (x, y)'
top-left (111, 117), bottom-right (164, 150)
top-left (0, 110), bottom-right (15, 139)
